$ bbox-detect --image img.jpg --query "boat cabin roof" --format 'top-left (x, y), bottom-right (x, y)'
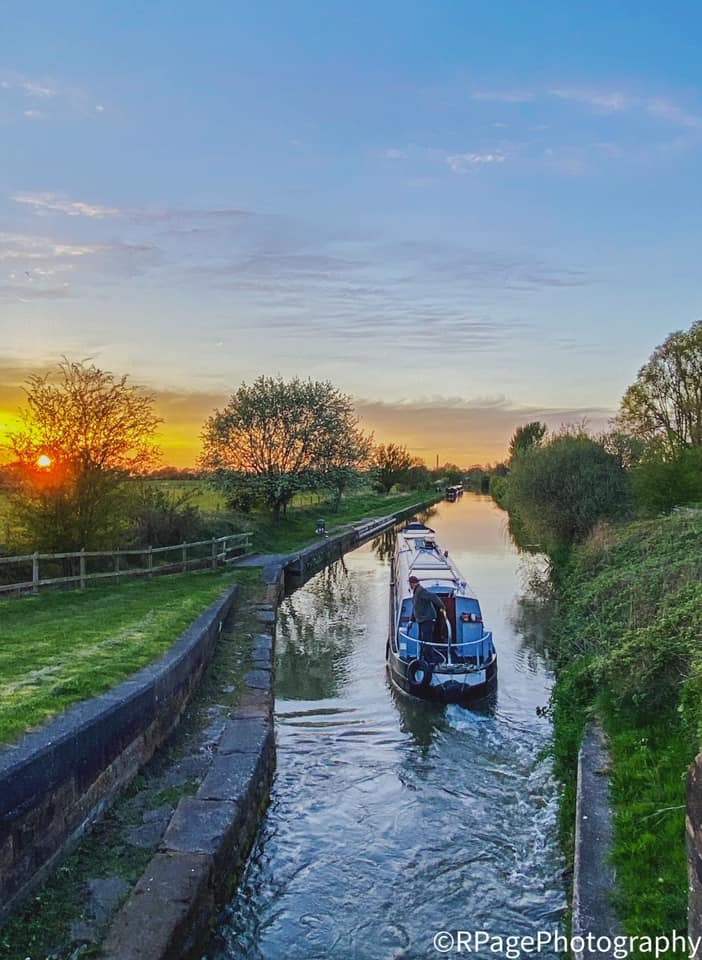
top-left (394, 522), bottom-right (477, 601)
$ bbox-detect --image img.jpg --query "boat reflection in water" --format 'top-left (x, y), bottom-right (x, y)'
top-left (385, 675), bottom-right (496, 753)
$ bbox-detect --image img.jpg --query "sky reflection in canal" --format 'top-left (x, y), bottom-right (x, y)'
top-left (208, 495), bottom-right (565, 960)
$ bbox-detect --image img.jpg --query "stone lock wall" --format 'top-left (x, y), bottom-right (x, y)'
top-left (0, 587), bottom-right (237, 919)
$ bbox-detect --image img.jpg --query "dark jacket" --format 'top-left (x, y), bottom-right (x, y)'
top-left (411, 584), bottom-right (446, 623)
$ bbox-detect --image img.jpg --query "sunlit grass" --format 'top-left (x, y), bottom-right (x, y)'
top-left (243, 490), bottom-right (433, 554)
top-left (0, 569), bottom-right (258, 745)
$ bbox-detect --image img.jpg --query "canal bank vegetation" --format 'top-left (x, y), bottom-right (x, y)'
top-left (548, 514), bottom-right (701, 941)
top-left (492, 321), bottom-right (702, 949)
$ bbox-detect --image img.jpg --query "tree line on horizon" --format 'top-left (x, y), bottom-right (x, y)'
top-left (491, 319), bottom-right (702, 553)
top-left (6, 316), bottom-right (697, 557)
top-left (0, 364), bottom-right (481, 554)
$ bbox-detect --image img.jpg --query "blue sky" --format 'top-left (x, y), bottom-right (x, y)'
top-left (1, 1), bottom-right (701, 464)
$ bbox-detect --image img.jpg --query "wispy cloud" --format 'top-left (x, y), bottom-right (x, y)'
top-left (0, 74), bottom-right (58, 98)
top-left (0, 284), bottom-right (72, 302)
top-left (11, 192), bottom-right (252, 224)
top-left (547, 86), bottom-right (702, 129)
top-left (549, 88), bottom-right (631, 113)
top-left (12, 192), bottom-right (124, 219)
top-left (472, 84), bottom-right (702, 131)
top-left (0, 233), bottom-right (104, 261)
top-left (446, 152), bottom-right (507, 173)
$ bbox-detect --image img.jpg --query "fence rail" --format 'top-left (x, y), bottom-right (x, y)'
top-left (0, 533), bottom-right (252, 596)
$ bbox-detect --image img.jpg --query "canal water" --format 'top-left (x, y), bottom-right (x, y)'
top-left (208, 495), bottom-right (565, 959)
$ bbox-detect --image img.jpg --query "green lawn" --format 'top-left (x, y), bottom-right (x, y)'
top-left (241, 490), bottom-right (434, 554)
top-left (0, 569), bottom-right (257, 745)
top-left (0, 487), bottom-right (437, 744)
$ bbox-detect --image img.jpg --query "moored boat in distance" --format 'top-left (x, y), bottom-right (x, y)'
top-left (445, 483), bottom-right (464, 501)
top-left (387, 521), bottom-right (497, 702)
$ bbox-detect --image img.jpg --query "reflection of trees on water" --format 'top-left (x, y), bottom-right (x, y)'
top-left (507, 510), bottom-right (542, 555)
top-left (386, 678), bottom-right (448, 754)
top-left (276, 559), bottom-right (359, 701)
top-left (509, 558), bottom-right (557, 672)
top-left (370, 528), bottom-right (396, 563)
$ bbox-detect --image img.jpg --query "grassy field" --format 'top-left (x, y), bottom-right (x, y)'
top-left (138, 478), bottom-right (228, 512)
top-left (0, 568), bottom-right (259, 745)
top-left (0, 578), bottom-right (267, 960)
top-left (241, 489), bottom-right (432, 554)
top-left (0, 487), bottom-right (436, 744)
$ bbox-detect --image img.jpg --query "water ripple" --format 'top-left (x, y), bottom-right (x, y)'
top-left (208, 498), bottom-right (565, 960)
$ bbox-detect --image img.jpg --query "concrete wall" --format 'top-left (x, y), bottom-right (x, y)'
top-left (0, 586), bottom-right (237, 919)
top-left (687, 754), bottom-right (702, 939)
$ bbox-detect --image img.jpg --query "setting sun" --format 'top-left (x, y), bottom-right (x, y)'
top-left (36, 454), bottom-right (52, 469)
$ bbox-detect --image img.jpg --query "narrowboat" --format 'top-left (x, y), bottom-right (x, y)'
top-left (387, 522), bottom-right (497, 702)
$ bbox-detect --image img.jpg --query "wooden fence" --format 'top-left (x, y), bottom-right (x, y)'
top-left (0, 533), bottom-right (252, 596)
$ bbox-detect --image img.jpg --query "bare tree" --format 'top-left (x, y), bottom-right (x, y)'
top-left (8, 359), bottom-right (161, 550)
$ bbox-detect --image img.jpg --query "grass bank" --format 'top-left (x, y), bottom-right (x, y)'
top-left (0, 489), bottom-right (434, 745)
top-left (0, 568), bottom-right (259, 745)
top-left (240, 489), bottom-right (434, 554)
top-left (0, 579), bottom-right (265, 960)
top-left (547, 514), bottom-right (702, 952)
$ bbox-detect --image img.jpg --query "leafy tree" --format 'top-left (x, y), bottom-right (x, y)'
top-left (618, 320), bottom-right (702, 458)
top-left (434, 462), bottom-right (464, 486)
top-left (508, 421), bottom-right (547, 460)
top-left (7, 360), bottom-right (160, 551)
top-left (599, 429), bottom-right (648, 469)
top-left (631, 447), bottom-right (702, 515)
top-left (372, 443), bottom-right (414, 493)
top-left (319, 424), bottom-right (373, 513)
top-left (200, 376), bottom-right (368, 520)
top-left (506, 433), bottom-right (631, 550)
top-left (404, 459), bottom-right (431, 490)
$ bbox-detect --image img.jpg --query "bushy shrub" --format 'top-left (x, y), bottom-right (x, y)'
top-left (631, 447), bottom-right (702, 515)
top-left (130, 485), bottom-right (206, 547)
top-left (507, 434), bottom-right (631, 550)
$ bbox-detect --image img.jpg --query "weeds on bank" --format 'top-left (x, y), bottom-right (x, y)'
top-left (543, 514), bottom-right (702, 946)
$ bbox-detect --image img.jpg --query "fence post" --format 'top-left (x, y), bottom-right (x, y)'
top-left (148, 545), bottom-right (153, 578)
top-left (114, 553), bottom-right (120, 580)
top-left (32, 552), bottom-right (39, 595)
top-left (79, 548), bottom-right (86, 590)
top-left (211, 537), bottom-right (217, 569)
top-left (181, 542), bottom-right (187, 572)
